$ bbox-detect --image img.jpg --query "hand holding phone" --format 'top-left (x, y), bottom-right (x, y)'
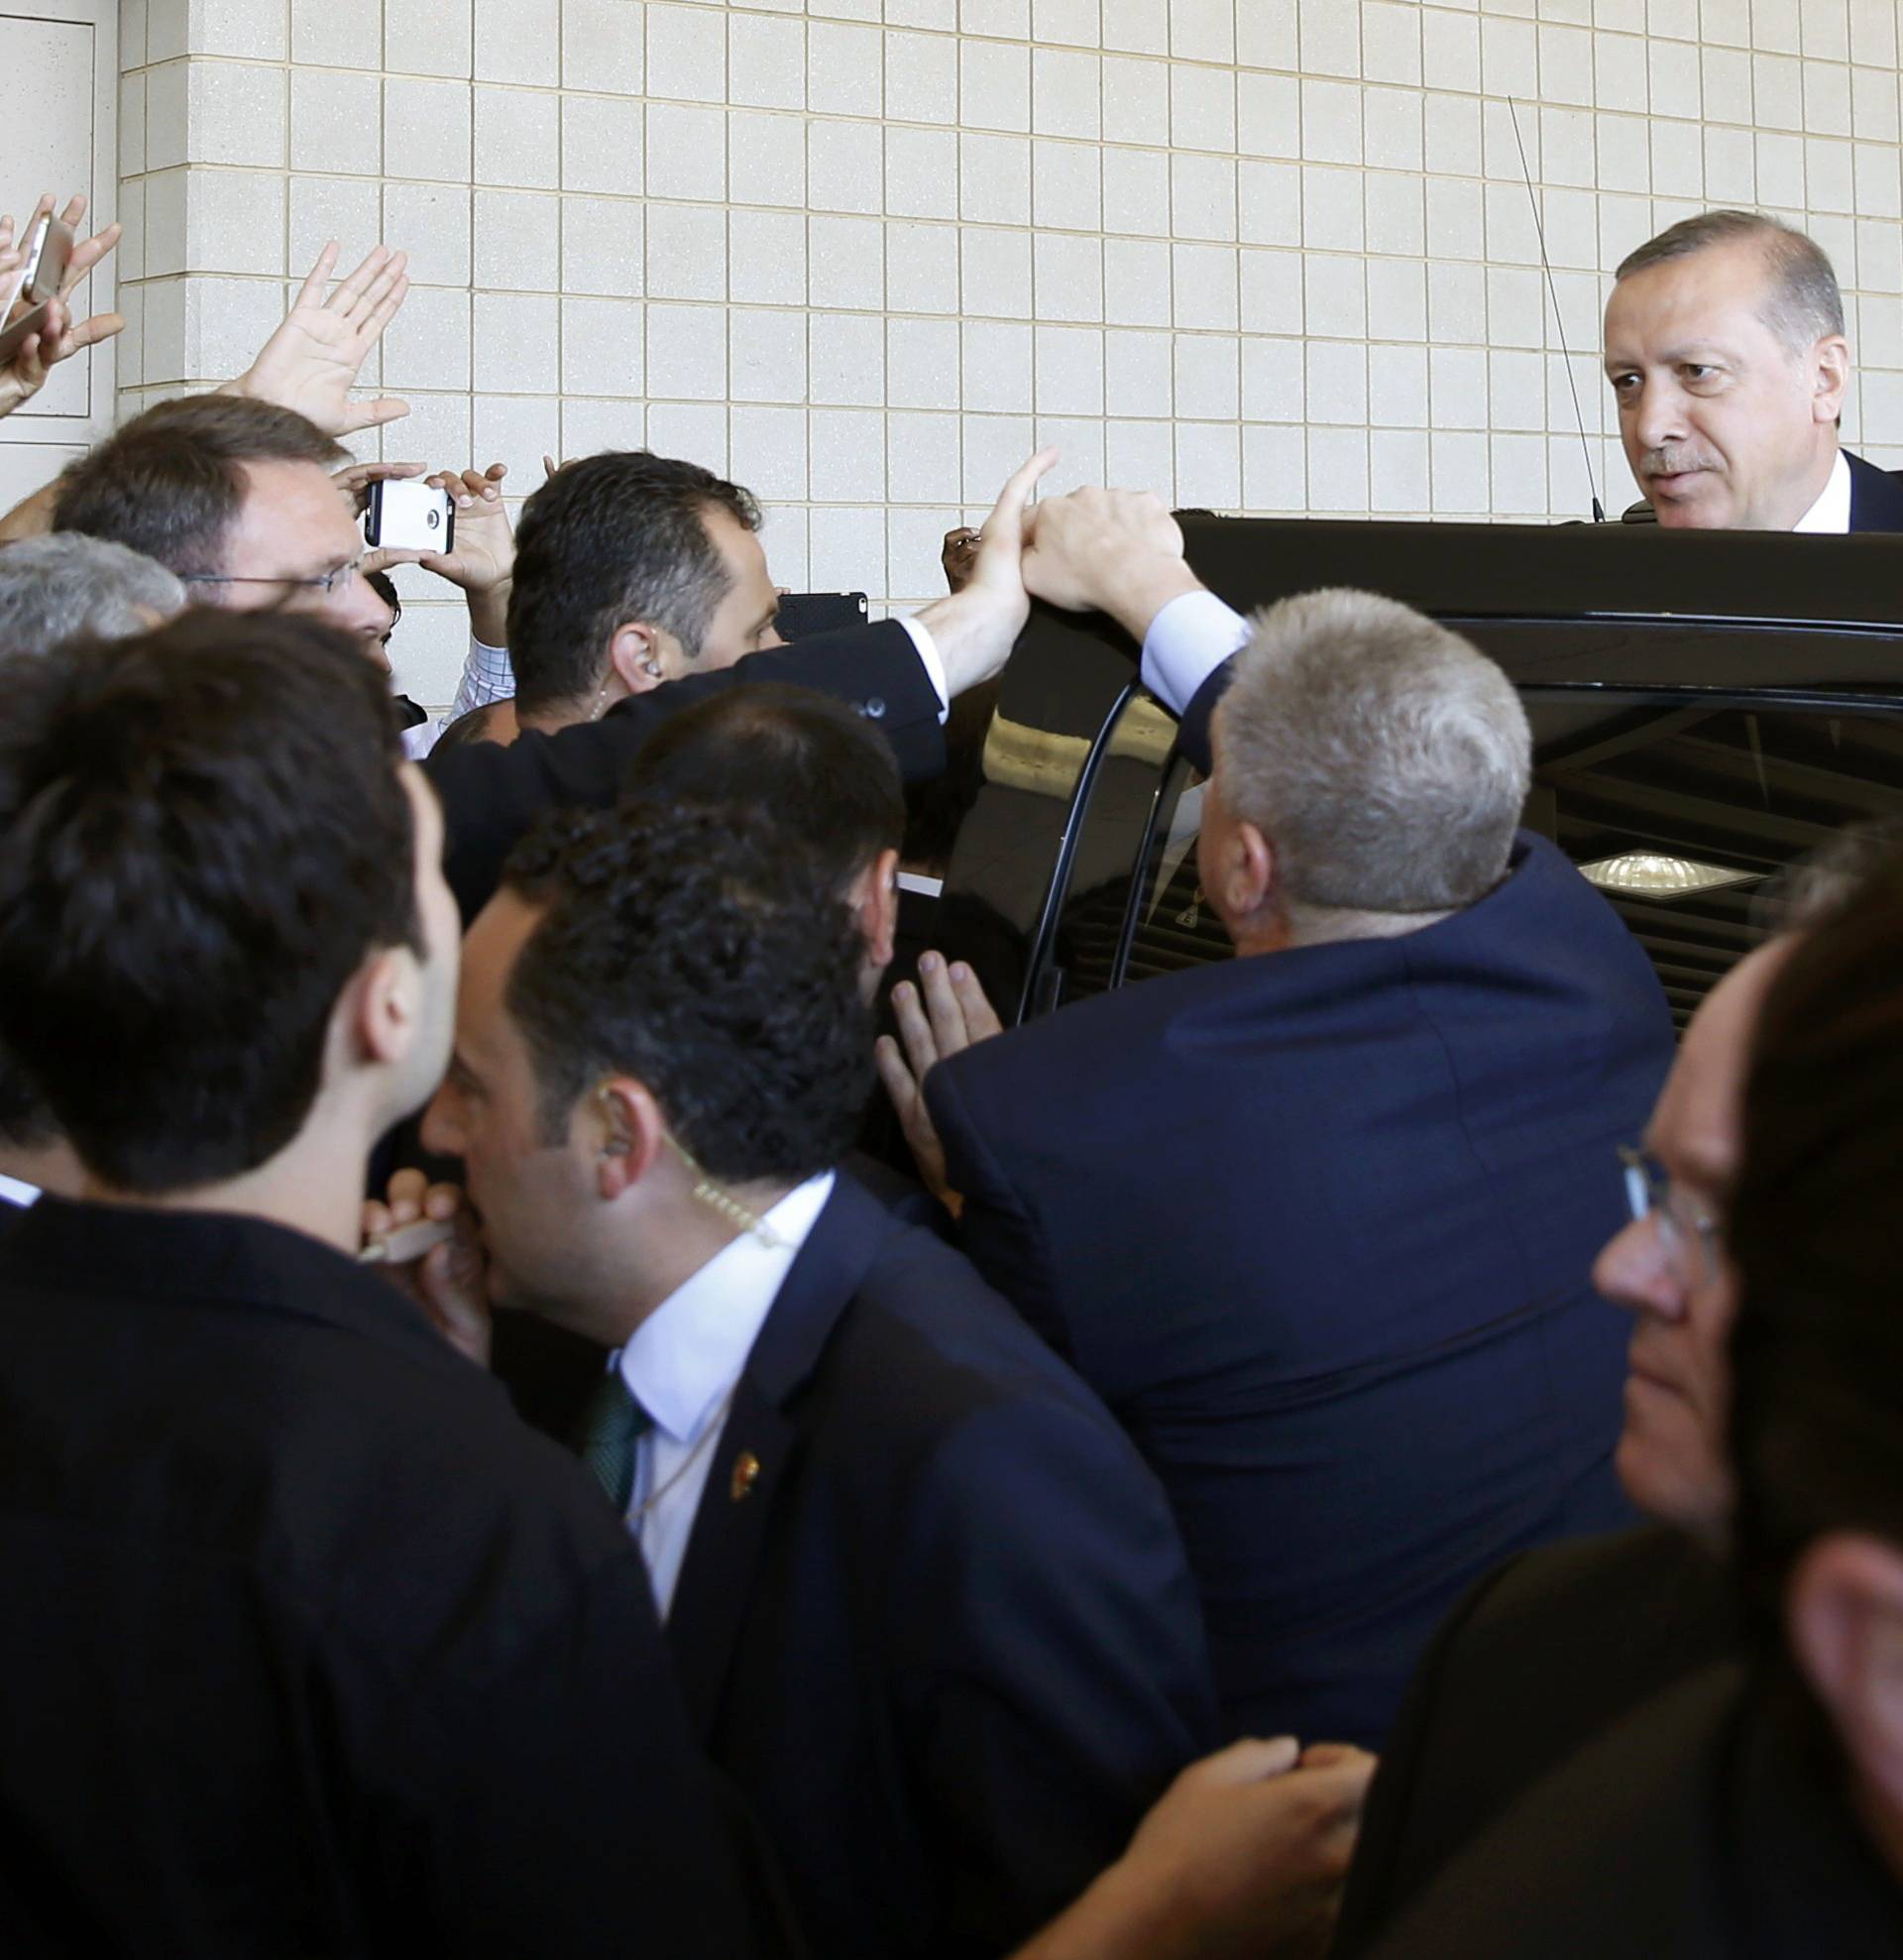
top-left (0, 215), bottom-right (72, 362)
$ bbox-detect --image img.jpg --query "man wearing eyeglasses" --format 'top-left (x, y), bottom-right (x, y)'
top-left (1331, 933), bottom-right (1796, 1953)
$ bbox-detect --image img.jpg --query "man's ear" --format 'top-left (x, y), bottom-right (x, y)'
top-left (1215, 818), bottom-right (1277, 926)
top-left (1787, 1533), bottom-right (1903, 1817)
top-left (344, 944), bottom-right (422, 1072)
top-left (592, 1078), bottom-right (668, 1203)
top-left (606, 620), bottom-right (667, 696)
top-left (851, 847), bottom-right (902, 976)
top-left (1812, 335), bottom-right (1850, 423)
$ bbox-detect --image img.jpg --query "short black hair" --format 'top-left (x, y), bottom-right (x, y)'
top-left (0, 614), bottom-right (422, 1193)
top-left (433, 701), bottom-right (502, 753)
top-left (1730, 843), bottom-right (1903, 1653)
top-left (365, 567), bottom-right (401, 634)
top-left (53, 395), bottom-right (347, 579)
top-left (625, 682), bottom-right (904, 895)
top-left (501, 800), bottom-right (871, 1185)
top-left (0, 1039), bottom-right (57, 1153)
top-left (506, 451), bottom-right (762, 716)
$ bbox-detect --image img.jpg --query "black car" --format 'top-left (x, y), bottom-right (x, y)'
top-left (938, 517), bottom-right (1903, 1030)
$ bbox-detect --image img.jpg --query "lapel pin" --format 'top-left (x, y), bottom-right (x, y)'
top-left (729, 1450), bottom-right (761, 1502)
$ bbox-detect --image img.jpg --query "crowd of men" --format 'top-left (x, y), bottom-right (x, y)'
top-left (1, 184), bottom-right (1902, 1958)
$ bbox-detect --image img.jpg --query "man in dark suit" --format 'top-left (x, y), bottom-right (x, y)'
top-left (1603, 210), bottom-right (1903, 532)
top-left (889, 491), bottom-right (1674, 1752)
top-left (403, 797), bottom-right (1221, 1960)
top-left (1359, 860), bottom-right (1903, 1959)
top-left (0, 614), bottom-right (784, 1956)
top-left (426, 448), bottom-right (1055, 921)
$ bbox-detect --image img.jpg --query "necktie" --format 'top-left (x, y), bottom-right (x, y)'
top-left (580, 1369), bottom-right (652, 1516)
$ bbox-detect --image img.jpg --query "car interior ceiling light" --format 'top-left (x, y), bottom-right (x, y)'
top-left (1576, 853), bottom-right (1761, 898)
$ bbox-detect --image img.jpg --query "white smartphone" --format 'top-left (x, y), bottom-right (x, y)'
top-left (0, 215), bottom-right (73, 363)
top-left (364, 479), bottom-right (456, 554)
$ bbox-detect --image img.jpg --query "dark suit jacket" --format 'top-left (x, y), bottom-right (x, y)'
top-left (663, 1171), bottom-right (1220, 1960)
top-left (928, 793), bottom-right (1672, 1747)
top-left (0, 1199), bottom-right (783, 1960)
top-left (1847, 449), bottom-right (1903, 530)
top-left (427, 621), bottom-right (946, 921)
top-left (1365, 1663), bottom-right (1903, 1958)
top-left (1334, 1526), bottom-right (1739, 1954)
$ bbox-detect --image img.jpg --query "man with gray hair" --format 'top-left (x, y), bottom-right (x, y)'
top-left (0, 532), bottom-right (183, 652)
top-left (886, 489), bottom-right (1675, 1750)
top-left (1603, 208), bottom-right (1903, 530)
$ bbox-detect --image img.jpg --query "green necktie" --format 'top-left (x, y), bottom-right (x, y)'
top-left (581, 1369), bottom-right (653, 1516)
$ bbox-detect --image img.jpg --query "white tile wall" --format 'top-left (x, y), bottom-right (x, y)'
top-left (116, 0), bottom-right (1903, 703)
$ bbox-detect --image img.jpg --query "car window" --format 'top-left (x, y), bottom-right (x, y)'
top-left (1108, 689), bottom-right (1903, 1023)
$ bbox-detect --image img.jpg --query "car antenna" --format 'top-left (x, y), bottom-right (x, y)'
top-left (1508, 96), bottom-right (1605, 521)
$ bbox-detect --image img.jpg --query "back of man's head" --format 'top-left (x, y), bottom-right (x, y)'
top-left (0, 534), bottom-right (184, 654)
top-left (1728, 849), bottom-right (1903, 1811)
top-left (1218, 588), bottom-right (1531, 925)
top-left (1616, 210), bottom-right (1846, 353)
top-left (506, 450), bottom-right (761, 716)
top-left (625, 682), bottom-right (905, 896)
top-left (1731, 846), bottom-right (1903, 1624)
top-left (501, 799), bottom-right (871, 1188)
top-left (0, 614), bottom-right (420, 1194)
top-left (52, 394), bottom-right (347, 579)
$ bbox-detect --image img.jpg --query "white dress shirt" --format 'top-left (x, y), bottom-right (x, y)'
top-left (1793, 449), bottom-right (1852, 534)
top-left (1140, 588), bottom-right (1252, 718)
top-left (894, 615), bottom-right (952, 722)
top-left (0, 1171), bottom-right (41, 1208)
top-left (612, 1171), bottom-right (836, 1618)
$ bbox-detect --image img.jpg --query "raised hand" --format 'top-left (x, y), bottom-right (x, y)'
top-left (0, 191), bottom-right (125, 419)
top-left (360, 461), bottom-right (516, 645)
top-left (225, 240), bottom-right (410, 436)
top-left (874, 951), bottom-right (1004, 1215)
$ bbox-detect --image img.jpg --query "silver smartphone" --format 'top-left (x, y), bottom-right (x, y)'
top-left (364, 479), bottom-right (457, 554)
top-left (0, 216), bottom-right (74, 362)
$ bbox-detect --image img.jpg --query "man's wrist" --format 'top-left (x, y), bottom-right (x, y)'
top-left (466, 587), bottom-right (509, 646)
top-left (1099, 558), bottom-right (1206, 645)
top-left (913, 584), bottom-right (1029, 697)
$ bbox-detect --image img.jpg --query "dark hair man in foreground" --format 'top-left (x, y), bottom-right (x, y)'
top-left (0, 615), bottom-right (782, 1957)
top-left (401, 798), bottom-right (1222, 1959)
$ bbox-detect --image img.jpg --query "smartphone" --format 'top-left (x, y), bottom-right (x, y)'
top-left (0, 215), bottom-right (73, 363)
top-left (364, 479), bottom-right (456, 554)
top-left (777, 591), bottom-right (869, 639)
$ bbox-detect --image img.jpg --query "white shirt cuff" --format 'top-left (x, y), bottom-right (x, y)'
top-left (1140, 590), bottom-right (1251, 717)
top-left (896, 614), bottom-right (952, 724)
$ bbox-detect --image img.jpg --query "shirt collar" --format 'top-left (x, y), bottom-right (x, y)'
top-left (0, 1172), bottom-right (42, 1208)
top-left (616, 1171), bottom-right (836, 1445)
top-left (1793, 449), bottom-right (1851, 533)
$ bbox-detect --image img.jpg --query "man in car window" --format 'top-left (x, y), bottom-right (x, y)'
top-left (888, 489), bottom-right (1676, 1753)
top-left (1603, 209), bottom-right (1903, 531)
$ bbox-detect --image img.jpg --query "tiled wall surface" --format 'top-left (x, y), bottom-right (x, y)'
top-left (115, 0), bottom-right (1903, 702)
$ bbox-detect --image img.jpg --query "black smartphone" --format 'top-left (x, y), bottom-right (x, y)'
top-left (776, 591), bottom-right (869, 639)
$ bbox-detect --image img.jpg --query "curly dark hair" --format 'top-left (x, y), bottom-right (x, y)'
top-left (506, 451), bottom-right (762, 717)
top-left (626, 682), bottom-right (904, 896)
top-left (501, 799), bottom-right (872, 1185)
top-left (0, 613), bottom-right (419, 1193)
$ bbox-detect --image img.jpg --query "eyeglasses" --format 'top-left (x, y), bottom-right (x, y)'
top-left (181, 556), bottom-right (365, 601)
top-left (1618, 1145), bottom-right (1720, 1290)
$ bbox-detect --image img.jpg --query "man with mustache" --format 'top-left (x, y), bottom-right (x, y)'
top-left (1604, 209), bottom-right (1903, 531)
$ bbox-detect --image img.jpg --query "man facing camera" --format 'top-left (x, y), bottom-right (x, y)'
top-left (901, 493), bottom-right (1675, 1752)
top-left (1605, 209), bottom-right (1903, 531)
top-left (0, 616), bottom-right (785, 1957)
top-left (412, 800), bottom-right (1220, 1960)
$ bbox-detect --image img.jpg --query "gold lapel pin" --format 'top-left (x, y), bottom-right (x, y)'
top-left (730, 1450), bottom-right (761, 1502)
